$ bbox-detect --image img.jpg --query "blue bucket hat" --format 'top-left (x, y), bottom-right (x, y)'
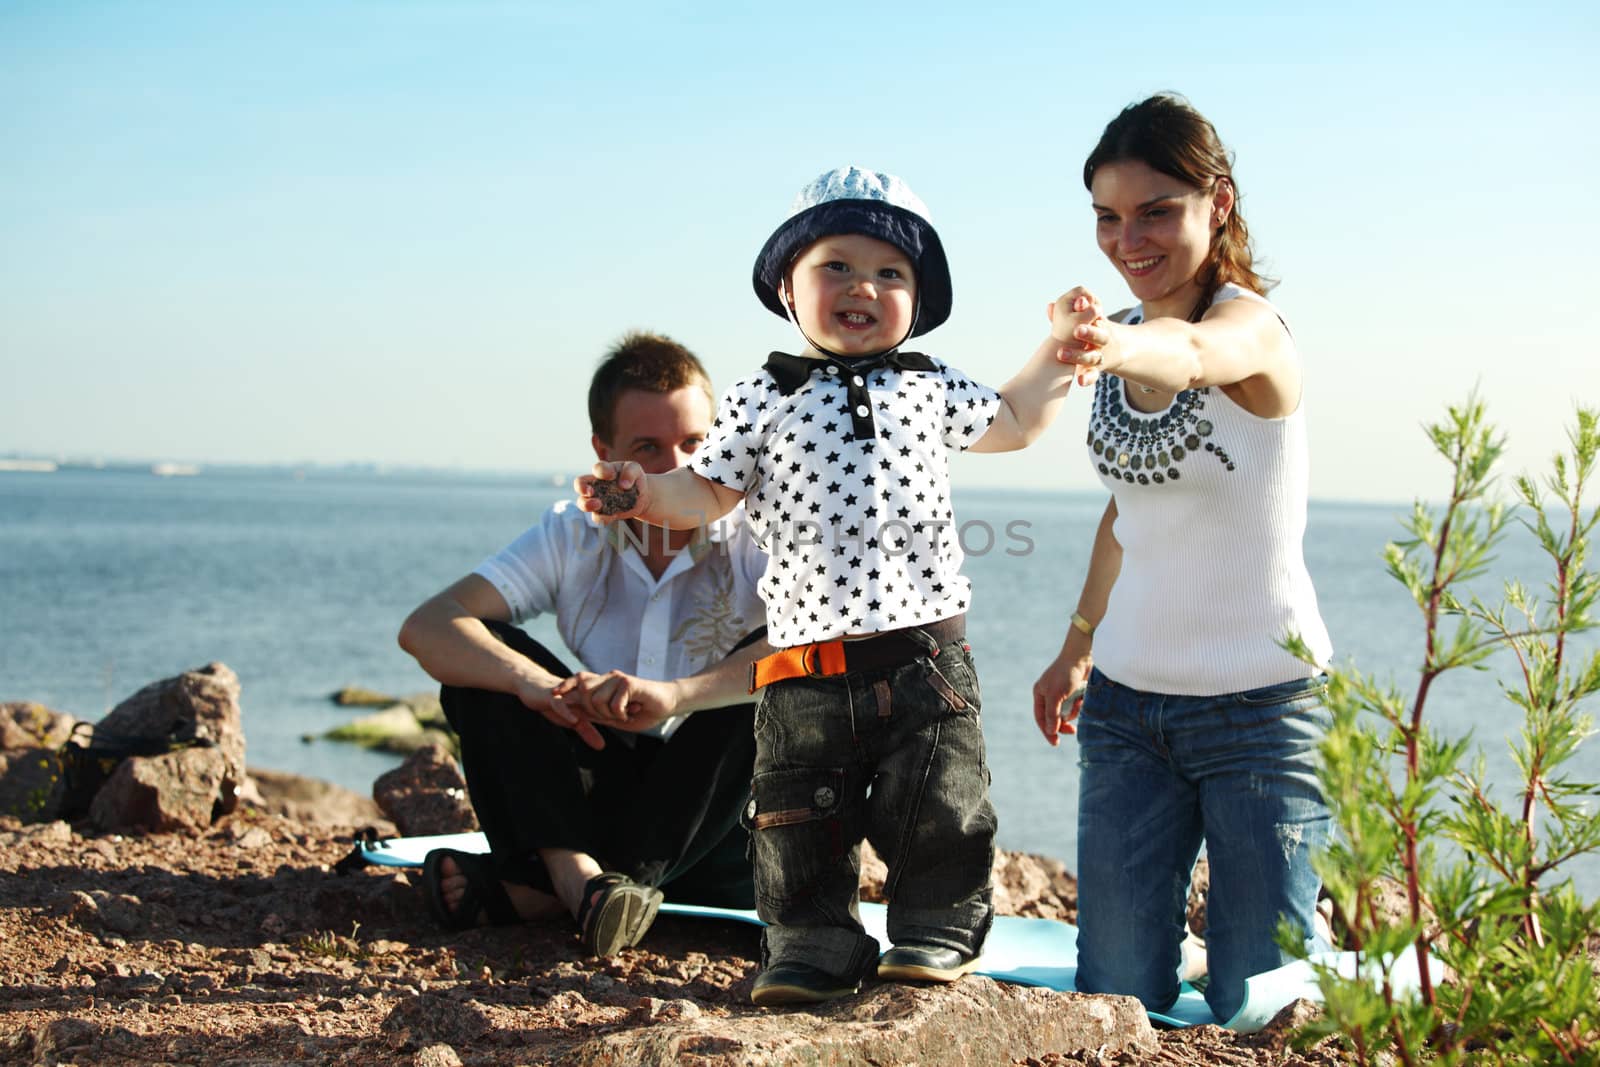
top-left (752, 166), bottom-right (952, 338)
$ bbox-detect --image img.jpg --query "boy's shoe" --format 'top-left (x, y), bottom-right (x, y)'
top-left (751, 962), bottom-right (861, 1006)
top-left (876, 944), bottom-right (982, 983)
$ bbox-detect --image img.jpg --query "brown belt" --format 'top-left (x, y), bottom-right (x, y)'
top-left (748, 615), bottom-right (966, 693)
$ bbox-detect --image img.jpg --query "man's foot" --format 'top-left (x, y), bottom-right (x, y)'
top-left (876, 943), bottom-right (981, 983)
top-left (423, 849), bottom-right (561, 930)
top-left (575, 872), bottom-right (663, 956)
top-left (751, 961), bottom-right (862, 1006)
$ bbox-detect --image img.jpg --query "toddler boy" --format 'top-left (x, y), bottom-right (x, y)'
top-left (578, 166), bottom-right (1094, 1004)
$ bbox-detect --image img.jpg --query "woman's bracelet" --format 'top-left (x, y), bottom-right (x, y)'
top-left (1070, 611), bottom-right (1096, 637)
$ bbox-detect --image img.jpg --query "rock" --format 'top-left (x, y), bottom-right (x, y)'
top-left (381, 993), bottom-right (492, 1049)
top-left (245, 767), bottom-right (387, 827)
top-left (414, 1043), bottom-right (464, 1067)
top-left (91, 663), bottom-right (247, 818)
top-left (0, 747), bottom-right (66, 822)
top-left (0, 702), bottom-right (78, 749)
top-left (331, 686), bottom-right (400, 707)
top-left (88, 745), bottom-right (228, 834)
top-left (992, 850), bottom-right (1079, 923)
top-left (1186, 855), bottom-right (1210, 936)
top-left (1247, 997), bottom-right (1324, 1051)
top-left (860, 841), bottom-right (1078, 924)
top-left (372, 744), bottom-right (477, 836)
top-left (567, 976), bottom-right (1155, 1066)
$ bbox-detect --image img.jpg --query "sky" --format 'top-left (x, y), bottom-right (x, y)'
top-left (2, 0), bottom-right (1597, 504)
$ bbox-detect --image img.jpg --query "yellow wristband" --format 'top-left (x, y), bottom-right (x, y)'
top-left (1070, 612), bottom-right (1096, 637)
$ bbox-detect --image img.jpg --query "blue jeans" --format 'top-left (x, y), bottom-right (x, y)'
top-left (1074, 668), bottom-right (1331, 1022)
top-left (743, 636), bottom-right (996, 980)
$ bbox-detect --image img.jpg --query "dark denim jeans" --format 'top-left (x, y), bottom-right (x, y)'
top-left (743, 636), bottom-right (996, 980)
top-left (1074, 668), bottom-right (1332, 1023)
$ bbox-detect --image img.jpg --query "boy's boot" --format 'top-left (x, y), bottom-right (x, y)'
top-left (751, 961), bottom-right (861, 1006)
top-left (876, 943), bottom-right (982, 983)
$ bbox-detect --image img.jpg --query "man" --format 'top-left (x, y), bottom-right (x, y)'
top-left (398, 331), bottom-right (769, 955)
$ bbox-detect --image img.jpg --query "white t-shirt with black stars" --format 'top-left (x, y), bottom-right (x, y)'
top-left (692, 352), bottom-right (1001, 647)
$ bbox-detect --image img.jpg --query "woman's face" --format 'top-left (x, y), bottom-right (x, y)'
top-left (1090, 159), bottom-right (1231, 319)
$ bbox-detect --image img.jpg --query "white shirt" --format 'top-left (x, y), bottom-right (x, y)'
top-left (1088, 285), bottom-right (1332, 694)
top-left (691, 352), bottom-right (1001, 646)
top-left (475, 500), bottom-right (769, 738)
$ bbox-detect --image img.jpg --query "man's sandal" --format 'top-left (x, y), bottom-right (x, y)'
top-left (576, 872), bottom-right (663, 956)
top-left (422, 848), bottom-right (520, 931)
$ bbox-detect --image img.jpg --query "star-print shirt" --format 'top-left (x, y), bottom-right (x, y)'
top-left (692, 351), bottom-right (1002, 647)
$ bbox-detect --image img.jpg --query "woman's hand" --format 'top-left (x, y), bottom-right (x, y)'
top-left (575, 461), bottom-right (649, 524)
top-left (1031, 635), bottom-right (1093, 746)
top-left (1048, 286), bottom-right (1109, 387)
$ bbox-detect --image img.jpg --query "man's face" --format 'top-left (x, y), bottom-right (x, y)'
top-left (593, 385), bottom-right (713, 475)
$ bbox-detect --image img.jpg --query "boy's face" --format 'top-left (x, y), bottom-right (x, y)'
top-left (592, 385), bottom-right (713, 476)
top-left (782, 234), bottom-right (917, 356)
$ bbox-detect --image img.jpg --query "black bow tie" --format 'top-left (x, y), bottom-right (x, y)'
top-left (763, 350), bottom-right (937, 441)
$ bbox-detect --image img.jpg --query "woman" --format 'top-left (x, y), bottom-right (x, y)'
top-left (1033, 93), bottom-right (1334, 1023)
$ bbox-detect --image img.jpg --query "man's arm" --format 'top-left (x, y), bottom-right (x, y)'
top-left (397, 574), bottom-right (605, 749)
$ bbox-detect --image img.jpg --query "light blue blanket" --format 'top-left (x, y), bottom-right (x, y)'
top-left (357, 830), bottom-right (1436, 1032)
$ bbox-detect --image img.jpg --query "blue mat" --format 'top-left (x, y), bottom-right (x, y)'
top-left (358, 830), bottom-right (1436, 1032)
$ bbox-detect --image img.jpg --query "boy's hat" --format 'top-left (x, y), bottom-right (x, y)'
top-left (753, 166), bottom-right (952, 338)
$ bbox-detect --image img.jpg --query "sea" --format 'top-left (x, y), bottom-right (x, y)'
top-left (3, 466), bottom-right (1596, 898)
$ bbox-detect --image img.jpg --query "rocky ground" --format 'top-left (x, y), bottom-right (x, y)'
top-left (1, 669), bottom-right (1358, 1065)
top-left (0, 791), bottom-right (1354, 1066)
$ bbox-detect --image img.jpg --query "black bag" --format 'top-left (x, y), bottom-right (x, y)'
top-left (56, 720), bottom-right (213, 820)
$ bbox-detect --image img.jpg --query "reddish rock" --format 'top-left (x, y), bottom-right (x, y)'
top-left (93, 663), bottom-right (247, 818)
top-left (244, 766), bottom-right (388, 828)
top-left (373, 743), bottom-right (477, 836)
top-left (0, 747), bottom-right (66, 822)
top-left (88, 745), bottom-right (228, 833)
top-left (566, 976), bottom-right (1156, 1066)
top-left (0, 702), bottom-right (79, 750)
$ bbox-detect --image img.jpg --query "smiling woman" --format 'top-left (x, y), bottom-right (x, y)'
top-left (1031, 93), bottom-right (1335, 1026)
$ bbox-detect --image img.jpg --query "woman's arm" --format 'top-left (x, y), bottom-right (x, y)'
top-left (1031, 497), bottom-right (1121, 745)
top-left (1058, 292), bottom-right (1300, 418)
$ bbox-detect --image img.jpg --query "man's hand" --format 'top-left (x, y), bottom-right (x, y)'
top-left (515, 675), bottom-right (608, 751)
top-left (552, 671), bottom-right (680, 734)
top-left (575, 462), bottom-right (649, 524)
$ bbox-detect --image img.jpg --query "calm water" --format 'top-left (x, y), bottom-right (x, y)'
top-left (3, 468), bottom-right (1596, 896)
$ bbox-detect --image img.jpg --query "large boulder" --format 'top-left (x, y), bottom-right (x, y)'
top-left (372, 743), bottom-right (477, 836)
top-left (91, 663), bottom-right (247, 819)
top-left (89, 745), bottom-right (229, 833)
top-left (566, 976), bottom-right (1155, 1066)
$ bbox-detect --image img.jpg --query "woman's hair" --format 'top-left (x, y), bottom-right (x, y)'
top-left (1083, 94), bottom-right (1273, 321)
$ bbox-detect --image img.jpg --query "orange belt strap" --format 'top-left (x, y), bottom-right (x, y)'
top-left (748, 640), bottom-right (848, 693)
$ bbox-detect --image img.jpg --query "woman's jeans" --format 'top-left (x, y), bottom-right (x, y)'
top-left (1074, 668), bottom-right (1331, 1023)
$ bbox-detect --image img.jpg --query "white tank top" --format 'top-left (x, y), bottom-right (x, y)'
top-left (1086, 284), bottom-right (1332, 695)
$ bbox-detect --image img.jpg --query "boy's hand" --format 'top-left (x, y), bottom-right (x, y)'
top-left (1048, 287), bottom-right (1109, 387)
top-left (575, 461), bottom-right (649, 523)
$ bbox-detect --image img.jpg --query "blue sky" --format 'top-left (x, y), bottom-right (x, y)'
top-left (3, 0), bottom-right (1596, 502)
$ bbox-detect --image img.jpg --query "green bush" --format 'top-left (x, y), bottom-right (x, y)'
top-left (1289, 397), bottom-right (1600, 1065)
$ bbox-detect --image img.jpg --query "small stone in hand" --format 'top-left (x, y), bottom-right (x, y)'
top-left (592, 480), bottom-right (640, 516)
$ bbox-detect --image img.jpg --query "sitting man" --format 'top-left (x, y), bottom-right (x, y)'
top-left (398, 331), bottom-right (769, 955)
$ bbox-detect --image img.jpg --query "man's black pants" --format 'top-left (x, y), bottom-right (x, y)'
top-left (439, 621), bottom-right (758, 908)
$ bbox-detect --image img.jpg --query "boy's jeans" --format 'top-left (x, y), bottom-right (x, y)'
top-left (743, 636), bottom-right (996, 981)
top-left (1074, 668), bottom-right (1332, 1023)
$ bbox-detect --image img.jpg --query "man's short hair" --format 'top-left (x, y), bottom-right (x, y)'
top-left (587, 331), bottom-right (715, 443)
